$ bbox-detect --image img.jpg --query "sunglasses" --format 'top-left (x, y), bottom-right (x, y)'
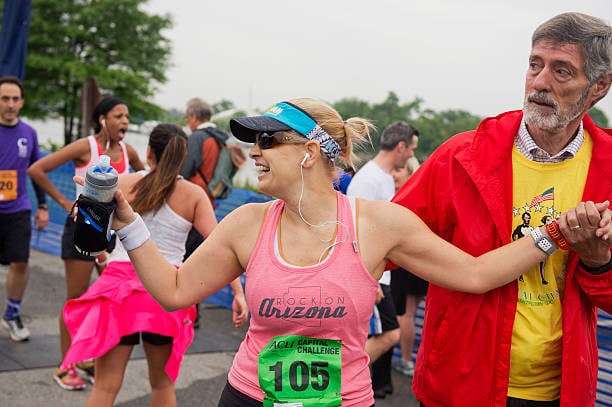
top-left (255, 132), bottom-right (282, 149)
top-left (255, 132), bottom-right (305, 149)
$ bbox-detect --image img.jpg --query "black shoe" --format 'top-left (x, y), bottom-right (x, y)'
top-left (373, 387), bottom-right (387, 399)
top-left (384, 383), bottom-right (393, 395)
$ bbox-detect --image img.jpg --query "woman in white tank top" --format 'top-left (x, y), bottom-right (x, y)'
top-left (63, 123), bottom-right (247, 406)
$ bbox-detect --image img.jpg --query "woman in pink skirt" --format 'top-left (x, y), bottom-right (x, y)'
top-left (62, 123), bottom-right (248, 406)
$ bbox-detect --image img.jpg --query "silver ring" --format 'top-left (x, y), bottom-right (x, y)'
top-left (570, 224), bottom-right (581, 230)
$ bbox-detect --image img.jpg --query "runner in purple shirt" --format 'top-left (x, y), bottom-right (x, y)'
top-left (0, 76), bottom-right (48, 342)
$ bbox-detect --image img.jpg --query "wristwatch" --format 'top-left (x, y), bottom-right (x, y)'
top-left (38, 203), bottom-right (49, 210)
top-left (530, 227), bottom-right (557, 256)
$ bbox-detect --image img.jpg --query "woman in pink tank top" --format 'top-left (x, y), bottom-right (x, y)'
top-left (98, 98), bottom-right (611, 406)
top-left (28, 97), bottom-right (145, 390)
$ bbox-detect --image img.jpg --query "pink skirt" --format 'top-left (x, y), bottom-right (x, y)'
top-left (61, 261), bottom-right (196, 382)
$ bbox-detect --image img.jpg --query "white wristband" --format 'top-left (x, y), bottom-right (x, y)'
top-left (116, 214), bottom-right (150, 251)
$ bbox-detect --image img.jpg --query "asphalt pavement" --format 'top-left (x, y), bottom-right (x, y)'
top-left (0, 249), bottom-right (419, 406)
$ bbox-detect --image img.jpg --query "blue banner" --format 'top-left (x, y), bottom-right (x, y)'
top-left (0, 0), bottom-right (32, 81)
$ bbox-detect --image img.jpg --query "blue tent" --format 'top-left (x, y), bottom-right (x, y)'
top-left (0, 0), bottom-right (32, 81)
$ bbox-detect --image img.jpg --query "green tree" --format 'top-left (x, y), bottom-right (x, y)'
top-left (1, 0), bottom-right (173, 145)
top-left (333, 93), bottom-right (483, 162)
top-left (588, 106), bottom-right (609, 128)
top-left (213, 109), bottom-right (248, 133)
top-left (212, 99), bottom-right (235, 114)
top-left (412, 109), bottom-right (482, 160)
top-left (369, 92), bottom-right (422, 131)
top-left (333, 92), bottom-right (423, 159)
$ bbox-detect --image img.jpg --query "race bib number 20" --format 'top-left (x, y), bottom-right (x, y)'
top-left (0, 170), bottom-right (17, 201)
top-left (258, 335), bottom-right (342, 407)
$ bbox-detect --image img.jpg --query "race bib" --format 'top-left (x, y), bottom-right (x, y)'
top-left (258, 335), bottom-right (342, 407)
top-left (0, 170), bottom-right (17, 201)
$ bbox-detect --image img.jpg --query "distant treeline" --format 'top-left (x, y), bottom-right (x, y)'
top-left (204, 92), bottom-right (609, 163)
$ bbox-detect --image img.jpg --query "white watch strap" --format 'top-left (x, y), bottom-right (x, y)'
top-left (530, 227), bottom-right (557, 255)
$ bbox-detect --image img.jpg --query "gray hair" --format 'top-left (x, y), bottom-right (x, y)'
top-left (380, 121), bottom-right (419, 151)
top-left (185, 97), bottom-right (212, 122)
top-left (532, 12), bottom-right (611, 84)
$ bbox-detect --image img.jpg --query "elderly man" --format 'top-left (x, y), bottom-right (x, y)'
top-left (393, 12), bottom-right (612, 407)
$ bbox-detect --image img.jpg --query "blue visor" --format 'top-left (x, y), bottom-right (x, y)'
top-left (230, 101), bottom-right (341, 162)
top-left (230, 101), bottom-right (314, 142)
top-left (262, 102), bottom-right (317, 136)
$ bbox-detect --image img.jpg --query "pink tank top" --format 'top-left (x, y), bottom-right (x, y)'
top-left (74, 136), bottom-right (130, 198)
top-left (228, 192), bottom-right (378, 406)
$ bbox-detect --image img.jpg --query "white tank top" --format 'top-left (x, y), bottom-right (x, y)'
top-left (110, 172), bottom-right (191, 265)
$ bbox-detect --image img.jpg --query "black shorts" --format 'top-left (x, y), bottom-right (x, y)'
top-left (119, 332), bottom-right (173, 346)
top-left (391, 268), bottom-right (429, 316)
top-left (61, 214), bottom-right (95, 261)
top-left (0, 210), bottom-right (31, 264)
top-left (218, 381), bottom-right (262, 407)
top-left (218, 381), bottom-right (375, 407)
top-left (371, 283), bottom-right (400, 335)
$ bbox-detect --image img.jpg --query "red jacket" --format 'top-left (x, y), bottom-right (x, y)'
top-left (393, 111), bottom-right (612, 406)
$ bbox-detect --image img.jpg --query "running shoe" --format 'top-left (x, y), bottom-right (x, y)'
top-left (1, 315), bottom-right (30, 342)
top-left (75, 359), bottom-right (95, 384)
top-left (53, 365), bottom-right (87, 390)
top-left (392, 359), bottom-right (414, 376)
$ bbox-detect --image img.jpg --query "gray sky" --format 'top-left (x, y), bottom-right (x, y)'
top-left (143, 0), bottom-right (612, 120)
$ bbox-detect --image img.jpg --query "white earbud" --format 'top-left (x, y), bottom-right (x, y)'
top-left (300, 153), bottom-right (310, 167)
top-left (102, 119), bottom-right (106, 127)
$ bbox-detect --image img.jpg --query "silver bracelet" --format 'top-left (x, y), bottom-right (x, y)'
top-left (116, 214), bottom-right (150, 251)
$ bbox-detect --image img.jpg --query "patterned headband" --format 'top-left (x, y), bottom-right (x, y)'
top-left (263, 102), bottom-right (341, 162)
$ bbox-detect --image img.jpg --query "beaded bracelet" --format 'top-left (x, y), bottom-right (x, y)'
top-left (115, 213), bottom-right (151, 251)
top-left (545, 220), bottom-right (570, 251)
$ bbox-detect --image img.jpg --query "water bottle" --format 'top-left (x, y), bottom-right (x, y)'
top-left (74, 155), bottom-right (118, 256)
top-left (83, 155), bottom-right (118, 202)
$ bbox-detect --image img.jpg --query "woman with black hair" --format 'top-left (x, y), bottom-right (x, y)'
top-left (28, 96), bottom-right (144, 390)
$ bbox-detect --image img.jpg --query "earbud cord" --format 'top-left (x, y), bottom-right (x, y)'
top-left (297, 163), bottom-right (349, 263)
top-left (104, 125), bottom-right (110, 153)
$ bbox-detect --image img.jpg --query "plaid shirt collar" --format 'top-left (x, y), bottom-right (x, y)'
top-left (515, 117), bottom-right (583, 163)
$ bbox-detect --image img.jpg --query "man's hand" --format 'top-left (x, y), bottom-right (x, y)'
top-left (33, 208), bottom-right (49, 231)
top-left (557, 201), bottom-right (612, 268)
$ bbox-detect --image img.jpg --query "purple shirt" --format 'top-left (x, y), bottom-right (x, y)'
top-left (0, 120), bottom-right (40, 213)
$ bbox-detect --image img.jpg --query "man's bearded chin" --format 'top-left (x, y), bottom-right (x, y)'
top-left (523, 89), bottom-right (589, 132)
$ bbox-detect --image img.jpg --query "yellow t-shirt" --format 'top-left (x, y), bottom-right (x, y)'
top-left (508, 133), bottom-right (592, 400)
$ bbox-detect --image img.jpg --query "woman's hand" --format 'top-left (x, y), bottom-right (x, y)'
top-left (232, 291), bottom-right (249, 329)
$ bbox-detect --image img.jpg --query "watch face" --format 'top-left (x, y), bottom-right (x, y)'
top-left (531, 228), bottom-right (556, 255)
top-left (538, 238), bottom-right (553, 252)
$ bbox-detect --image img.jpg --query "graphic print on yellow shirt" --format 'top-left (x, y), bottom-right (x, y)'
top-left (508, 134), bottom-right (592, 401)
